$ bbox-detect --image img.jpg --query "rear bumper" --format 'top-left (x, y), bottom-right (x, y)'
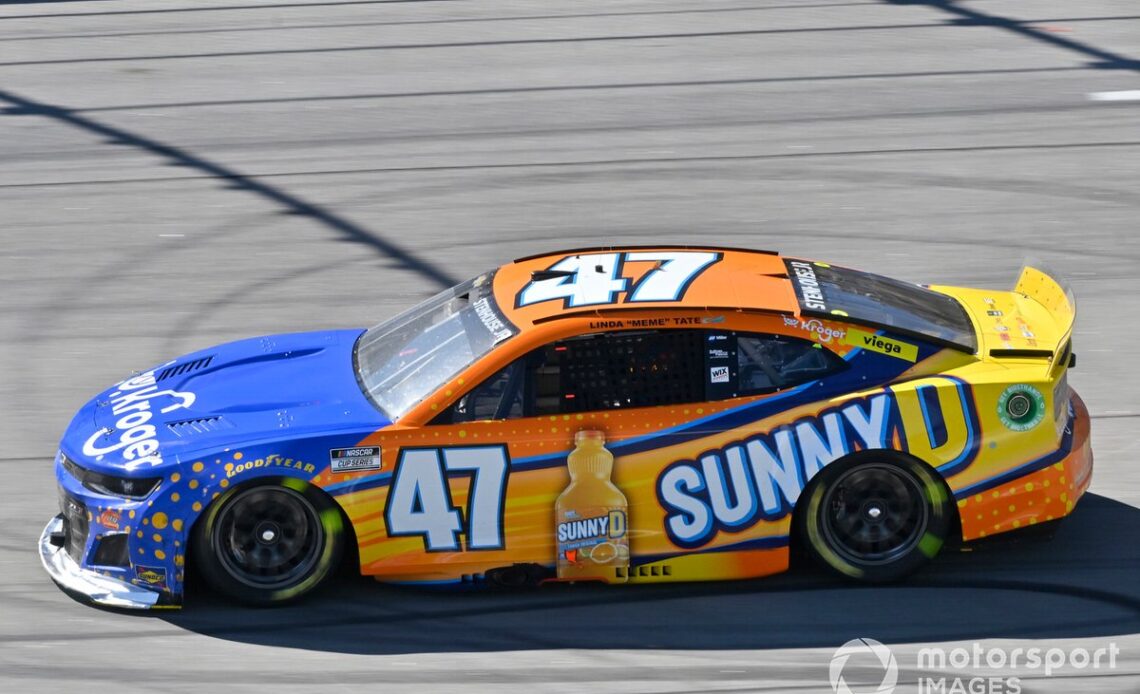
top-left (958, 391), bottom-right (1093, 541)
top-left (40, 515), bottom-right (166, 609)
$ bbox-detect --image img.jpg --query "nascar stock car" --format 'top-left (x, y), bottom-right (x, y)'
top-left (40, 246), bottom-right (1091, 608)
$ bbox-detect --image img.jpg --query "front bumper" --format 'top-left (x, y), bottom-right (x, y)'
top-left (40, 515), bottom-right (163, 609)
top-left (42, 448), bottom-right (188, 610)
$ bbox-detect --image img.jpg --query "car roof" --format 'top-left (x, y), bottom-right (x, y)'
top-left (491, 245), bottom-right (801, 328)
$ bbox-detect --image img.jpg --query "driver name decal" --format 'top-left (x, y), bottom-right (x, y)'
top-left (787, 260), bottom-right (827, 311)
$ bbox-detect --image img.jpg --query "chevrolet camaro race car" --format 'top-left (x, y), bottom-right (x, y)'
top-left (40, 246), bottom-right (1092, 609)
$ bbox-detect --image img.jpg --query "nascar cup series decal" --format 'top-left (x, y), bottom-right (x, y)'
top-left (556, 430), bottom-right (630, 581)
top-left (330, 446), bottom-right (382, 473)
top-left (82, 364), bottom-right (196, 470)
top-left (656, 378), bottom-right (979, 549)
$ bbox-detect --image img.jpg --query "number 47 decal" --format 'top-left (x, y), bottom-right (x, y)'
top-left (517, 251), bottom-right (721, 309)
top-left (385, 446), bottom-right (509, 552)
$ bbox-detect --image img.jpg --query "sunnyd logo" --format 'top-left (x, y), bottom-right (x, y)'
top-left (82, 364), bottom-right (196, 470)
top-left (556, 510), bottom-right (627, 543)
top-left (831, 638), bottom-right (898, 694)
top-left (656, 378), bottom-right (979, 548)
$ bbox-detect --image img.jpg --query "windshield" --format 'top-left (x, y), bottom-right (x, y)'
top-left (785, 259), bottom-right (977, 351)
top-left (355, 271), bottom-right (517, 419)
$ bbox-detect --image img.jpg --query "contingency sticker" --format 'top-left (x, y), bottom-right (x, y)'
top-left (844, 329), bottom-right (918, 362)
top-left (134, 564), bottom-right (168, 589)
top-left (330, 447), bottom-right (382, 473)
top-left (998, 384), bottom-right (1046, 432)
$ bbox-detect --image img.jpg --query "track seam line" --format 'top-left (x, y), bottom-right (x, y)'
top-left (2, 140), bottom-right (1137, 190)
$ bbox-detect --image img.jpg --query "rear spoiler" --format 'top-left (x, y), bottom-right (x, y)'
top-left (1013, 265), bottom-right (1076, 374)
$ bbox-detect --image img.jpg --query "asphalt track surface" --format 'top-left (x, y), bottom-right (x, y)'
top-left (1, 0), bottom-right (1139, 692)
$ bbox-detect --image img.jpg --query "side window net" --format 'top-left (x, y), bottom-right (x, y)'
top-left (534, 331), bottom-right (706, 415)
top-left (438, 328), bottom-right (846, 425)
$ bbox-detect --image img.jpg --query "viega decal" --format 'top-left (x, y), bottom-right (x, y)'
top-left (82, 364), bottom-right (196, 470)
top-left (656, 378), bottom-right (978, 548)
top-left (227, 454), bottom-right (316, 478)
top-left (844, 328), bottom-right (918, 362)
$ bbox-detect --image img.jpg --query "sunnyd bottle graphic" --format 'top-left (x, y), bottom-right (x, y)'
top-left (555, 430), bottom-right (629, 582)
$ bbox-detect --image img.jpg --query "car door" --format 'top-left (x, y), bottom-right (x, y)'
top-left (366, 325), bottom-right (848, 583)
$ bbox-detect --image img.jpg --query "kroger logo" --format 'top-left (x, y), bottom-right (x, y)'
top-left (82, 364), bottom-right (196, 470)
top-left (830, 638), bottom-right (898, 694)
top-left (783, 314), bottom-right (846, 343)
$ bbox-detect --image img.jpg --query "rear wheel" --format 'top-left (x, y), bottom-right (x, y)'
top-left (799, 454), bottom-right (951, 582)
top-left (192, 480), bottom-right (344, 605)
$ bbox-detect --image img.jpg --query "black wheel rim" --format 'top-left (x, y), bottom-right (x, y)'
top-left (819, 463), bottom-right (929, 566)
top-left (212, 486), bottom-right (324, 589)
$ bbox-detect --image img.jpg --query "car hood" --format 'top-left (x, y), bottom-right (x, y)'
top-left (63, 329), bottom-right (390, 474)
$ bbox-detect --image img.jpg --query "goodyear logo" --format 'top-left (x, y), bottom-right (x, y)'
top-left (228, 454), bottom-right (316, 478)
top-left (845, 329), bottom-right (917, 362)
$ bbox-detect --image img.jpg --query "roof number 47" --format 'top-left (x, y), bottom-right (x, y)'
top-left (517, 251), bottom-right (721, 309)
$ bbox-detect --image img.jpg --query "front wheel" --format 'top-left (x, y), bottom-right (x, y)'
top-left (799, 454), bottom-right (952, 582)
top-left (192, 480), bottom-right (344, 605)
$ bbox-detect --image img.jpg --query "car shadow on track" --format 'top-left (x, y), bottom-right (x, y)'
top-left (156, 493), bottom-right (1140, 654)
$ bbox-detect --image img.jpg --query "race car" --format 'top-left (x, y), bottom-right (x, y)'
top-left (40, 246), bottom-right (1092, 608)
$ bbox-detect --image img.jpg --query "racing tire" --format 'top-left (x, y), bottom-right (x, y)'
top-left (797, 452), bottom-right (952, 583)
top-left (192, 479), bottom-right (344, 605)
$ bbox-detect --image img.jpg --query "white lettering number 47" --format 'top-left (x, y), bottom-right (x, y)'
top-left (517, 251), bottom-right (719, 308)
top-left (385, 446), bottom-right (509, 552)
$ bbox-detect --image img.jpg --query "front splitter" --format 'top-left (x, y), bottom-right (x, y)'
top-left (39, 515), bottom-right (166, 610)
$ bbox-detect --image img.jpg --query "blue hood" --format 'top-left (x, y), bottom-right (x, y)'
top-left (63, 330), bottom-right (390, 474)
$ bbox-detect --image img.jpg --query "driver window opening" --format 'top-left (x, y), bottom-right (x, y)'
top-left (436, 328), bottom-right (844, 424)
